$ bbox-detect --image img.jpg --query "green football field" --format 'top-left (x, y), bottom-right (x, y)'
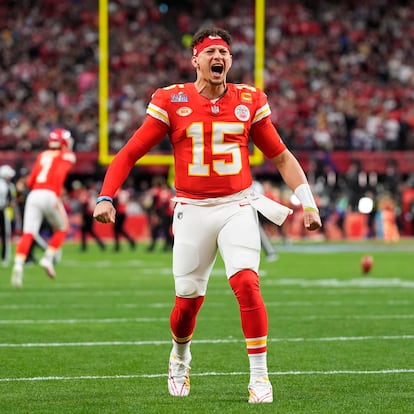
top-left (1, 239), bottom-right (413, 413)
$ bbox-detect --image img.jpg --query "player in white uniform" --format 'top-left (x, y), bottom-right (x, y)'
top-left (11, 128), bottom-right (76, 288)
top-left (0, 165), bottom-right (16, 266)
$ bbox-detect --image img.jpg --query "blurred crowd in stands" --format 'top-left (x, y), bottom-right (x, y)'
top-left (4, 163), bottom-right (412, 246)
top-left (1, 0), bottom-right (414, 153)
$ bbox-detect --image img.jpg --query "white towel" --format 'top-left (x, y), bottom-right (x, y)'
top-left (248, 193), bottom-right (293, 226)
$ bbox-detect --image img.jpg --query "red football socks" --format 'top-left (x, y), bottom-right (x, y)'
top-left (48, 230), bottom-right (67, 250)
top-left (15, 233), bottom-right (34, 258)
top-left (229, 269), bottom-right (268, 354)
top-left (170, 296), bottom-right (205, 343)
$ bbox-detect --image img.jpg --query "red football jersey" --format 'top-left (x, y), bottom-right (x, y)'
top-left (101, 83), bottom-right (286, 199)
top-left (27, 149), bottom-right (76, 196)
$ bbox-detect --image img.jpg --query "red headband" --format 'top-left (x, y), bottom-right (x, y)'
top-left (192, 35), bottom-right (231, 57)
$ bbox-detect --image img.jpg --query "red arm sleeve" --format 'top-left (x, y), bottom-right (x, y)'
top-left (100, 117), bottom-right (168, 197)
top-left (250, 117), bottom-right (287, 159)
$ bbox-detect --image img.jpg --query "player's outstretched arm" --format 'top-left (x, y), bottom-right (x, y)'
top-left (93, 200), bottom-right (116, 224)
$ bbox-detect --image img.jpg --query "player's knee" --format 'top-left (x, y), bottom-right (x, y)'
top-left (175, 277), bottom-right (199, 298)
top-left (230, 269), bottom-right (259, 291)
top-left (229, 269), bottom-right (262, 308)
top-left (173, 295), bottom-right (205, 314)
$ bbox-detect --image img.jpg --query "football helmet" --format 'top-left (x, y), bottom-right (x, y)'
top-left (48, 128), bottom-right (74, 150)
top-left (0, 164), bottom-right (16, 179)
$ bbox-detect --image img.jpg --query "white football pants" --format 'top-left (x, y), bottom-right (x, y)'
top-left (23, 189), bottom-right (68, 235)
top-left (172, 200), bottom-right (261, 298)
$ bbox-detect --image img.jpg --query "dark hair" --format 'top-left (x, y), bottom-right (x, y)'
top-left (190, 27), bottom-right (232, 50)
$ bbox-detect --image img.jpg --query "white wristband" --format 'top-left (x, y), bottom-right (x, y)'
top-left (294, 184), bottom-right (318, 211)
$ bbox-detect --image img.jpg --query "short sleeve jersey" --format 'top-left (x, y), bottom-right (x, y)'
top-left (28, 149), bottom-right (76, 196)
top-left (147, 83), bottom-right (286, 198)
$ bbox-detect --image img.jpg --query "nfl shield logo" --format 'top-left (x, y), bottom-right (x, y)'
top-left (211, 105), bottom-right (219, 114)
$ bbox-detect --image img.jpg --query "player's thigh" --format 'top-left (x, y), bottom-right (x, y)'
top-left (44, 198), bottom-right (69, 231)
top-left (218, 204), bottom-right (261, 278)
top-left (22, 193), bottom-right (44, 234)
top-left (172, 203), bottom-right (219, 296)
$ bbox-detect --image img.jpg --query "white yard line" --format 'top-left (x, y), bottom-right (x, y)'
top-left (1, 369), bottom-right (413, 383)
top-left (0, 298), bottom-right (411, 310)
top-left (266, 278), bottom-right (414, 288)
top-left (0, 335), bottom-right (413, 348)
top-left (0, 312), bottom-right (413, 325)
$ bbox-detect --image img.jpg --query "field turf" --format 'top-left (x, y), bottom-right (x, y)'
top-left (1, 239), bottom-right (413, 413)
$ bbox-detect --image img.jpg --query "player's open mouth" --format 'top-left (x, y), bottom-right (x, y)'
top-left (211, 64), bottom-right (224, 75)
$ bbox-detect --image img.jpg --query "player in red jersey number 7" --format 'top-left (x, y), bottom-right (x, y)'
top-left (11, 128), bottom-right (76, 288)
top-left (93, 27), bottom-right (322, 403)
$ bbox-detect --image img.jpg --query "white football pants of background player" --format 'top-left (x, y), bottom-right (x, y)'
top-left (23, 189), bottom-right (68, 240)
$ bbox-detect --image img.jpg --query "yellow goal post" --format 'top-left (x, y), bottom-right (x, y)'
top-left (98, 0), bottom-right (265, 166)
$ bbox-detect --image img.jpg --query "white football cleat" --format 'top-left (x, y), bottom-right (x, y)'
top-left (248, 377), bottom-right (273, 403)
top-left (39, 257), bottom-right (56, 279)
top-left (168, 352), bottom-right (191, 397)
top-left (11, 264), bottom-right (24, 288)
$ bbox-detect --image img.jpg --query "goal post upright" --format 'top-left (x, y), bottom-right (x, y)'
top-left (251, 0), bottom-right (265, 165)
top-left (98, 0), bottom-right (110, 165)
top-left (98, 0), bottom-right (265, 166)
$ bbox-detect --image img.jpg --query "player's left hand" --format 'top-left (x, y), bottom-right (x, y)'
top-left (303, 209), bottom-right (322, 231)
top-left (93, 201), bottom-right (116, 224)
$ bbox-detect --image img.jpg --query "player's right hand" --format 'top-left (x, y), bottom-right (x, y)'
top-left (93, 201), bottom-right (116, 223)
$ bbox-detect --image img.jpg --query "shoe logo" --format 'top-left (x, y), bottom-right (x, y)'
top-left (239, 203), bottom-right (250, 207)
